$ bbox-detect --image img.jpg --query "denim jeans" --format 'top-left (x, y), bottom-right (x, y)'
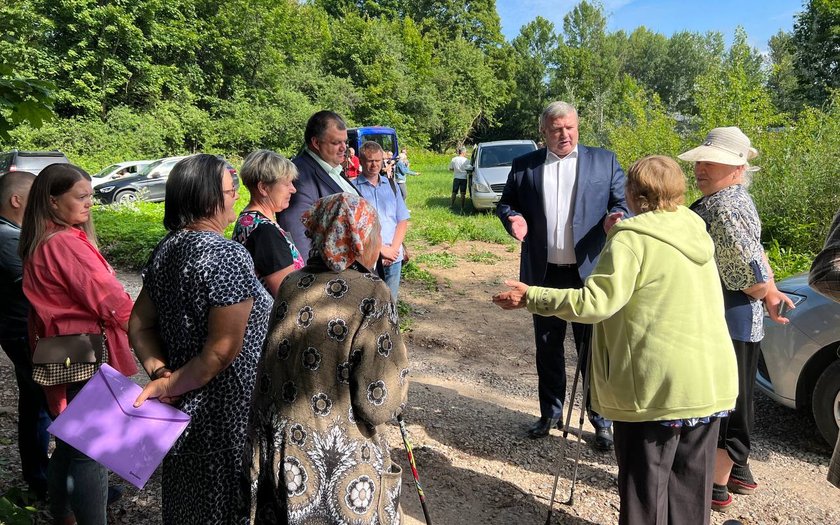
top-left (0, 337), bottom-right (50, 493)
top-left (48, 438), bottom-right (108, 524)
top-left (382, 260), bottom-right (402, 302)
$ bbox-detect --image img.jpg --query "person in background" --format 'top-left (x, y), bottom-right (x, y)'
top-left (343, 147), bottom-right (361, 179)
top-left (233, 150), bottom-right (305, 296)
top-left (679, 127), bottom-right (786, 510)
top-left (393, 154), bottom-right (419, 200)
top-left (0, 170), bottom-right (49, 500)
top-left (20, 163), bottom-right (137, 525)
top-left (449, 146), bottom-right (469, 212)
top-left (130, 154), bottom-right (272, 525)
top-left (399, 146), bottom-right (410, 167)
top-left (497, 100), bottom-right (627, 446)
top-left (353, 141), bottom-right (410, 301)
top-left (278, 110), bottom-right (361, 259)
top-left (493, 155), bottom-right (737, 525)
top-left (245, 193), bottom-right (408, 524)
top-left (808, 208), bottom-right (840, 488)
top-left (382, 150), bottom-right (396, 179)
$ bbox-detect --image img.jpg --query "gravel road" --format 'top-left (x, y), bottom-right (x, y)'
top-left (1, 248), bottom-right (838, 524)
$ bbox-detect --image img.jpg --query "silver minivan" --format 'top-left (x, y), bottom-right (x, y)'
top-left (467, 140), bottom-right (537, 211)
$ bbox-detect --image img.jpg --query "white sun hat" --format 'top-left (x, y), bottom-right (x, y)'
top-left (678, 126), bottom-right (759, 166)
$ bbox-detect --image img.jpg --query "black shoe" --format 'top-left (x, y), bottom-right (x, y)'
top-left (527, 417), bottom-right (560, 439)
top-left (593, 426), bottom-right (614, 451)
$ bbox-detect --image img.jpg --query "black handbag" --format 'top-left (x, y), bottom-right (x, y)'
top-left (32, 331), bottom-right (109, 386)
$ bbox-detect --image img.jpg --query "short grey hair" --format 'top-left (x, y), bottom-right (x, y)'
top-left (240, 149), bottom-right (298, 192)
top-left (539, 101), bottom-right (578, 131)
top-left (457, 146), bottom-right (466, 155)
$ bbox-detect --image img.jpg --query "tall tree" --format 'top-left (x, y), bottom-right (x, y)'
top-left (767, 30), bottom-right (799, 114)
top-left (792, 0), bottom-right (840, 107)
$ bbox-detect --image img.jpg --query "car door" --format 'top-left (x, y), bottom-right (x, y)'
top-left (145, 159), bottom-right (179, 201)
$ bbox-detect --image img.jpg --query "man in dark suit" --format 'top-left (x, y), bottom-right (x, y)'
top-left (497, 101), bottom-right (628, 447)
top-left (278, 110), bottom-right (360, 259)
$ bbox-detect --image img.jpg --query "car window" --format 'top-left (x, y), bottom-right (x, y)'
top-left (93, 164), bottom-right (121, 178)
top-left (16, 155), bottom-right (69, 173)
top-left (139, 159), bottom-right (164, 177)
top-left (478, 145), bottom-right (535, 168)
top-left (0, 153), bottom-right (11, 172)
top-left (360, 133), bottom-right (396, 156)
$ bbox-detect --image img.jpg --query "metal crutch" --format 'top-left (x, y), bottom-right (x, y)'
top-left (563, 341), bottom-right (593, 506)
top-left (544, 347), bottom-right (585, 524)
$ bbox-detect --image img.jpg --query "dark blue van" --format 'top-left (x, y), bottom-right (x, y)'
top-left (346, 127), bottom-right (399, 157)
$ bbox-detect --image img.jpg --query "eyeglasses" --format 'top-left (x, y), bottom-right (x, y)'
top-left (223, 187), bottom-right (239, 198)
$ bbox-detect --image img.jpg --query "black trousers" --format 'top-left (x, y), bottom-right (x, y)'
top-left (718, 340), bottom-right (760, 466)
top-left (531, 264), bottom-right (607, 428)
top-left (614, 419), bottom-right (719, 525)
top-left (0, 336), bottom-right (50, 491)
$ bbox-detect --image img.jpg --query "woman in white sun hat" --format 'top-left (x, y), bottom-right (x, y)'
top-left (679, 126), bottom-right (789, 512)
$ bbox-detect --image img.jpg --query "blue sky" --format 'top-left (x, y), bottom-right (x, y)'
top-left (496, 0), bottom-right (804, 51)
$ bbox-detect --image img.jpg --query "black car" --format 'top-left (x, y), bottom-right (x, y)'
top-left (94, 155), bottom-right (238, 205)
top-left (0, 150), bottom-right (70, 175)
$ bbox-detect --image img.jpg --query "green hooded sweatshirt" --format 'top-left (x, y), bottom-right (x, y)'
top-left (526, 206), bottom-right (738, 422)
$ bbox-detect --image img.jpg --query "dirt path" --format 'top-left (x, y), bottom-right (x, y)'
top-left (1, 241), bottom-right (837, 524)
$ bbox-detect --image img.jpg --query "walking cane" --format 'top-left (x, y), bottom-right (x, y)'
top-left (563, 342), bottom-right (593, 506)
top-left (544, 346), bottom-right (585, 524)
top-left (397, 414), bottom-right (433, 525)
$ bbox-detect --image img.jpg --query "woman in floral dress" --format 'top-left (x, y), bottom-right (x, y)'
top-left (245, 193), bottom-right (409, 524)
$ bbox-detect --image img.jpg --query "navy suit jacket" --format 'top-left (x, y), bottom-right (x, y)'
top-left (496, 145), bottom-right (628, 285)
top-left (277, 151), bottom-right (360, 259)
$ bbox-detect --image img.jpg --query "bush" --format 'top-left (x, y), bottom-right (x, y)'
top-left (92, 201), bottom-right (166, 269)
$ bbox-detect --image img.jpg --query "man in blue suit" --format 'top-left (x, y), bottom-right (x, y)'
top-left (497, 101), bottom-right (628, 446)
top-left (278, 110), bottom-right (361, 259)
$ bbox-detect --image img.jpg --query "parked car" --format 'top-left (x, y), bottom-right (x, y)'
top-left (466, 140), bottom-right (538, 211)
top-left (757, 272), bottom-right (840, 447)
top-left (94, 155), bottom-right (238, 205)
top-left (0, 150), bottom-right (70, 175)
top-left (346, 126), bottom-right (399, 158)
top-left (91, 160), bottom-right (153, 187)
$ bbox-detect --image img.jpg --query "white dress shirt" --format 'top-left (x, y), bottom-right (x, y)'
top-left (307, 150), bottom-right (358, 194)
top-left (542, 146), bottom-right (578, 264)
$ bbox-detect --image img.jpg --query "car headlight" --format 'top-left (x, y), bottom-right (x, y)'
top-left (97, 185), bottom-right (116, 193)
top-left (473, 179), bottom-right (492, 193)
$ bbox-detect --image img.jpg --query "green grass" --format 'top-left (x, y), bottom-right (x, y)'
top-left (403, 153), bottom-right (516, 248)
top-left (401, 260), bottom-right (437, 291)
top-left (464, 249), bottom-right (501, 264)
top-left (413, 251), bottom-right (458, 268)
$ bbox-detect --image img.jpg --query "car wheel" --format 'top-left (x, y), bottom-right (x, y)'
top-left (115, 190), bottom-right (137, 204)
top-left (812, 358), bottom-right (840, 447)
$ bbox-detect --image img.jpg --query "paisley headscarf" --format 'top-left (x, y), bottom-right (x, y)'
top-left (301, 193), bottom-right (379, 271)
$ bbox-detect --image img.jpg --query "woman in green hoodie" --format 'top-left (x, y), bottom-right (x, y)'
top-left (493, 155), bottom-right (738, 525)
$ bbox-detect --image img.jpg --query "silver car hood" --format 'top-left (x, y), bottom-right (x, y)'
top-left (475, 166), bottom-right (512, 185)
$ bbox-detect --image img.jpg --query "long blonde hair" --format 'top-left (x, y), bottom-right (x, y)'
top-left (19, 163), bottom-right (96, 262)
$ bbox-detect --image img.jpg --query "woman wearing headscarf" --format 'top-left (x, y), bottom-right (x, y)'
top-left (20, 163), bottom-right (137, 525)
top-left (493, 156), bottom-right (738, 525)
top-left (245, 192), bottom-right (409, 524)
top-left (678, 127), bottom-right (772, 510)
top-left (129, 154), bottom-right (272, 524)
top-left (232, 150), bottom-right (305, 296)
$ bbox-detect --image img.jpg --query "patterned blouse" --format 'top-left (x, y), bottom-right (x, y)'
top-left (245, 258), bottom-right (409, 524)
top-left (233, 210), bottom-right (305, 285)
top-left (691, 185), bottom-right (769, 342)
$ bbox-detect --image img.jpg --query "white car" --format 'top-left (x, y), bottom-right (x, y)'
top-left (91, 160), bottom-right (153, 188)
top-left (467, 140), bottom-right (537, 211)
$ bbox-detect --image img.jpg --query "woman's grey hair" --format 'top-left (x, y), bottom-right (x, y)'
top-left (240, 150), bottom-right (298, 192)
top-left (539, 101), bottom-right (578, 130)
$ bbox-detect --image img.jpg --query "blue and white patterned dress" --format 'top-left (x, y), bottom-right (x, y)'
top-left (143, 229), bottom-right (272, 525)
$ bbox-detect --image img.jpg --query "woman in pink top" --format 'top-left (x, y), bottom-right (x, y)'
top-left (20, 163), bottom-right (136, 525)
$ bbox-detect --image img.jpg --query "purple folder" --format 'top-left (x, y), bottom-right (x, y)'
top-left (48, 363), bottom-right (190, 489)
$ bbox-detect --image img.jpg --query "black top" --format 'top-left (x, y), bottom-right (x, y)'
top-left (0, 216), bottom-right (29, 339)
